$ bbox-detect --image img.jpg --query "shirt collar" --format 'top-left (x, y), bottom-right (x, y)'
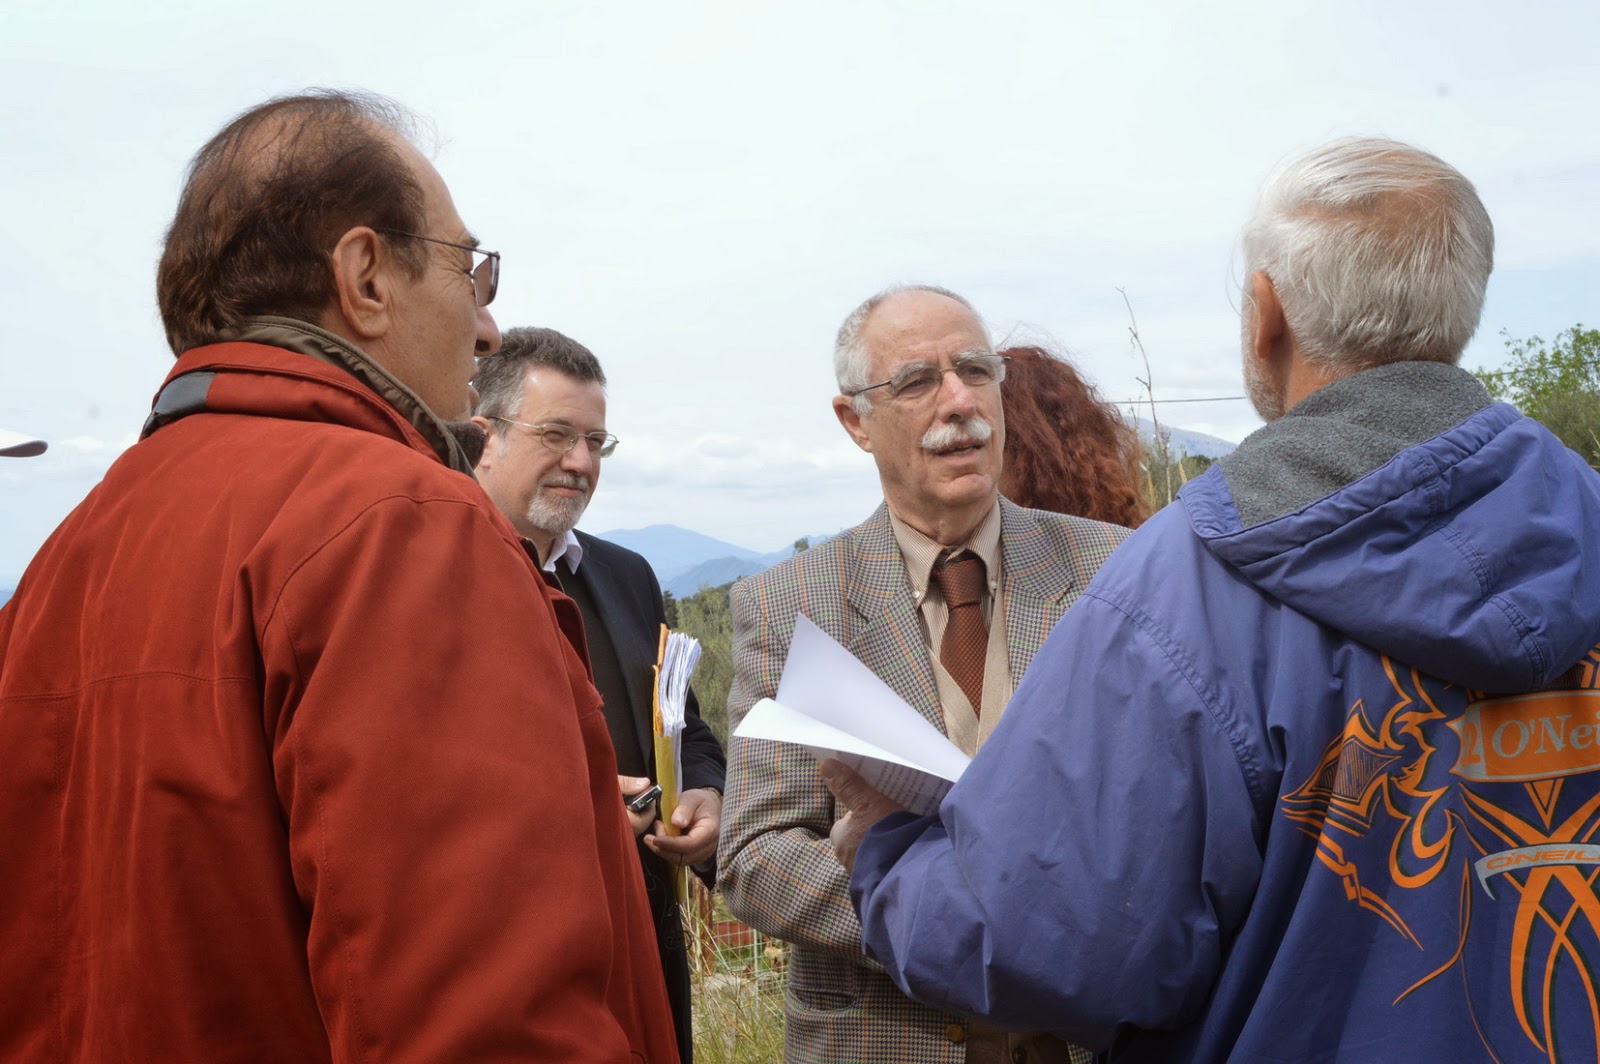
top-left (888, 501), bottom-right (1002, 603)
top-left (543, 529), bottom-right (585, 574)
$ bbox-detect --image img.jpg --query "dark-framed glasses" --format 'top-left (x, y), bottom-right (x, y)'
top-left (849, 352), bottom-right (1009, 403)
top-left (373, 228), bottom-right (500, 307)
top-left (492, 417), bottom-right (619, 458)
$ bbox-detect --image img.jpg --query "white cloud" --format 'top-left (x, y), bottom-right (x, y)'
top-left (54, 434), bottom-right (139, 456)
top-left (3, 0), bottom-right (1597, 569)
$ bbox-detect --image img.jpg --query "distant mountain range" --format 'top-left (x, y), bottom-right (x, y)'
top-left (597, 525), bottom-right (830, 598)
top-left (1132, 417), bottom-right (1239, 459)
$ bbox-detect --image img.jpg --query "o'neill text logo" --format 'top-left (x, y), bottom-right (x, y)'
top-left (1474, 843), bottom-right (1600, 898)
top-left (1450, 690), bottom-right (1600, 783)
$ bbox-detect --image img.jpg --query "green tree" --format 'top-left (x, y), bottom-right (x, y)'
top-left (1141, 446), bottom-right (1213, 510)
top-left (1476, 326), bottom-right (1600, 468)
top-left (668, 581), bottom-right (736, 744)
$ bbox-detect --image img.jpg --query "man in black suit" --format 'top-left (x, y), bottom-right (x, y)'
top-left (472, 327), bottom-right (725, 1063)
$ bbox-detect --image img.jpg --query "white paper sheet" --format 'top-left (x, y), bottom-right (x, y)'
top-left (733, 613), bottom-right (969, 815)
top-left (657, 630), bottom-right (701, 791)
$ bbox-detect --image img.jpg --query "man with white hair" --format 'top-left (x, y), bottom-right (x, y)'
top-left (718, 285), bottom-right (1129, 1064)
top-left (826, 140), bottom-right (1600, 1061)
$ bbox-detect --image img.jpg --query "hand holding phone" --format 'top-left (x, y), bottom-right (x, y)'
top-left (625, 783), bottom-right (663, 813)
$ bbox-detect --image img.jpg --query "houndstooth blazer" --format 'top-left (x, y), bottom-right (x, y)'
top-left (717, 499), bottom-right (1129, 1064)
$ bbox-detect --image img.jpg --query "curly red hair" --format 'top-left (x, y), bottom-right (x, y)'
top-left (999, 345), bottom-right (1149, 528)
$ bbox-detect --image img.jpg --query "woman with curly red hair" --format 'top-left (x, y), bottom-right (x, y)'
top-left (999, 344), bottom-right (1150, 528)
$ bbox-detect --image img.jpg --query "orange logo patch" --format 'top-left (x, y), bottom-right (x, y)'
top-left (1451, 691), bottom-right (1600, 783)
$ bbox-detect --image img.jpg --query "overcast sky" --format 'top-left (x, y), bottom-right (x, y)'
top-left (2, 1), bottom-right (1596, 581)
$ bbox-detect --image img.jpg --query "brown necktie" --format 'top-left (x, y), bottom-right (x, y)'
top-left (933, 551), bottom-right (988, 715)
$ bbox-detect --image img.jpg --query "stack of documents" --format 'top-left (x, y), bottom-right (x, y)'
top-left (733, 613), bottom-right (970, 816)
top-left (653, 625), bottom-right (702, 898)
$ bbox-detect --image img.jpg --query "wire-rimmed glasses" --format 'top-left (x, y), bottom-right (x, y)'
top-left (373, 228), bottom-right (500, 307)
top-left (491, 417), bottom-right (619, 458)
top-left (848, 353), bottom-right (1009, 403)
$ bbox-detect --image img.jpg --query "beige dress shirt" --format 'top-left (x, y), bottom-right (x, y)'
top-left (888, 503), bottom-right (1082, 1064)
top-left (888, 504), bottom-right (1013, 756)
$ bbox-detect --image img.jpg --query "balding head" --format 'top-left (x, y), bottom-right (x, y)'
top-left (156, 90), bottom-right (432, 356)
top-left (834, 284), bottom-right (989, 416)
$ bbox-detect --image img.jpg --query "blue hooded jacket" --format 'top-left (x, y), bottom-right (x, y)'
top-left (851, 362), bottom-right (1600, 1062)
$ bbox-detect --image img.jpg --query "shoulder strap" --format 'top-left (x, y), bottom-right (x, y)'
top-left (140, 371), bottom-right (217, 439)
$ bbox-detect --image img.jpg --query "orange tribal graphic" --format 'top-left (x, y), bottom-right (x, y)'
top-left (1282, 644), bottom-right (1600, 1061)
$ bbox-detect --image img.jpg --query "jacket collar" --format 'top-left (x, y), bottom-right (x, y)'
top-left (996, 497), bottom-right (1088, 679)
top-left (1216, 360), bottom-right (1491, 528)
top-left (208, 316), bottom-right (479, 476)
top-left (844, 497), bottom-right (1079, 617)
top-left (839, 497), bottom-right (1080, 723)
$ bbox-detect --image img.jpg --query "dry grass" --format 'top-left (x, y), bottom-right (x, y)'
top-left (686, 883), bottom-right (786, 1063)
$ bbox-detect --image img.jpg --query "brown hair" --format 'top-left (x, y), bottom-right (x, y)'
top-left (474, 327), bottom-right (607, 423)
top-left (999, 345), bottom-right (1149, 528)
top-left (156, 89), bottom-right (430, 355)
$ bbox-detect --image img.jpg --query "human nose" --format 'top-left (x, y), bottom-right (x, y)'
top-left (934, 366), bottom-right (980, 418)
top-left (560, 439), bottom-right (598, 475)
top-left (475, 305), bottom-right (501, 357)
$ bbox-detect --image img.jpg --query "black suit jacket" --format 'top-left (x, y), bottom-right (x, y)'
top-left (570, 531), bottom-right (725, 804)
top-left (569, 531), bottom-right (726, 1062)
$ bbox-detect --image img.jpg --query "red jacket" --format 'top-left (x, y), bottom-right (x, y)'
top-left (0, 333), bottom-right (678, 1063)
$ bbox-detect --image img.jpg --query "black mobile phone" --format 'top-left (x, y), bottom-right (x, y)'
top-left (625, 783), bottom-right (663, 812)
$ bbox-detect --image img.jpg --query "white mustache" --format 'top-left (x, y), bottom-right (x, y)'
top-left (921, 417), bottom-right (994, 452)
top-left (540, 474), bottom-right (591, 492)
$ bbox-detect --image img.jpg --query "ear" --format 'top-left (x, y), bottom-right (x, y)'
top-left (833, 394), bottom-right (873, 453)
top-left (327, 227), bottom-right (394, 341)
top-left (469, 414), bottom-right (497, 472)
top-left (1246, 270), bottom-right (1288, 366)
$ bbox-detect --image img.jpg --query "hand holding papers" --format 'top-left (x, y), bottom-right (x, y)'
top-left (733, 613), bottom-right (970, 816)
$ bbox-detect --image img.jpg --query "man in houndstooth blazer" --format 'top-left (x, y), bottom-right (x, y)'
top-left (718, 286), bottom-right (1130, 1064)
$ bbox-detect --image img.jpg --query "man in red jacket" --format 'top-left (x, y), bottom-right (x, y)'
top-left (0, 90), bottom-right (678, 1063)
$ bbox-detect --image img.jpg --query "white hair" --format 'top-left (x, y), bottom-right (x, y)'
top-left (1242, 137), bottom-right (1494, 371)
top-left (834, 284), bottom-right (987, 415)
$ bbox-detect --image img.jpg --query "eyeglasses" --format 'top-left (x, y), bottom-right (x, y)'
top-left (848, 353), bottom-right (1009, 403)
top-left (491, 417), bottom-right (619, 458)
top-left (373, 228), bottom-right (500, 307)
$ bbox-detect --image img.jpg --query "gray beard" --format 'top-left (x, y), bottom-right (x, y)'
top-left (525, 487), bottom-right (589, 540)
top-left (1242, 351), bottom-right (1286, 422)
top-left (1240, 306), bottom-right (1286, 422)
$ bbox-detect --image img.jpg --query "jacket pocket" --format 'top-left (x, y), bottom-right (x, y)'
top-left (785, 945), bottom-right (859, 1014)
